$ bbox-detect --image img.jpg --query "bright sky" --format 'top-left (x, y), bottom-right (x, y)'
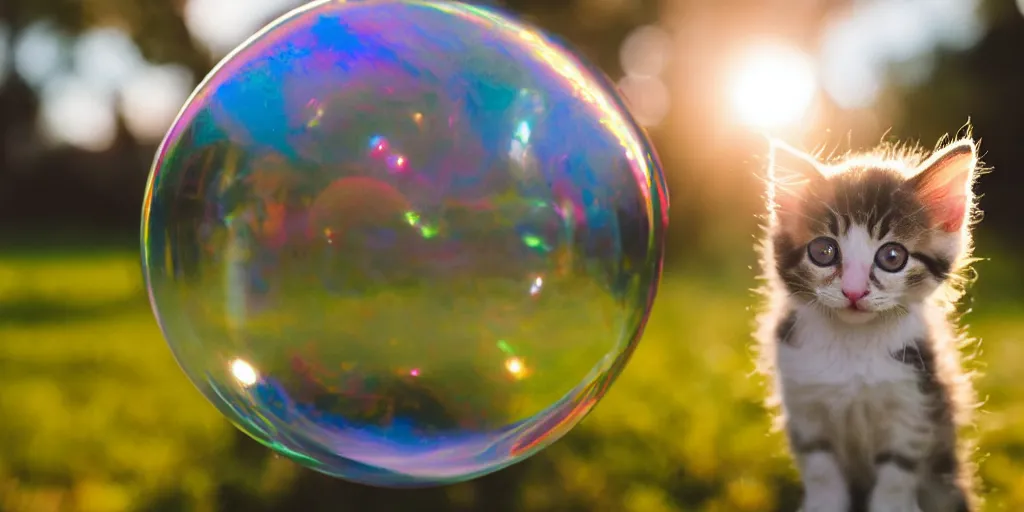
top-left (726, 0), bottom-right (985, 131)
top-left (4, 0), bottom-right (991, 151)
top-left (819, 0), bottom-right (984, 109)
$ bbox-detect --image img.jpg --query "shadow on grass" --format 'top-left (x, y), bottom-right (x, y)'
top-left (0, 293), bottom-right (148, 327)
top-left (534, 429), bottom-right (804, 512)
top-left (143, 428), bottom-right (532, 512)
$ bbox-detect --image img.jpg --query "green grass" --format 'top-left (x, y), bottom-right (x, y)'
top-left (0, 248), bottom-right (1022, 511)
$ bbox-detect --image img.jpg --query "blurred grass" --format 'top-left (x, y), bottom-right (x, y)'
top-left (0, 243), bottom-right (1021, 511)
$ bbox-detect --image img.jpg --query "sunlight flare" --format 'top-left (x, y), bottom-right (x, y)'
top-left (729, 42), bottom-right (817, 130)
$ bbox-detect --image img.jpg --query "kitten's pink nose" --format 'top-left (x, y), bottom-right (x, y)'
top-left (843, 289), bottom-right (869, 303)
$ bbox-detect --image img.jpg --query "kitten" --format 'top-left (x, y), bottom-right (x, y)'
top-left (754, 137), bottom-right (984, 512)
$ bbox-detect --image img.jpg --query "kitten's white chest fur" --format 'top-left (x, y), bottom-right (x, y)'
top-left (776, 306), bottom-right (931, 473)
top-left (778, 305), bottom-right (924, 387)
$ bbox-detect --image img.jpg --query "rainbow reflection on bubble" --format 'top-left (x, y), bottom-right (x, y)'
top-left (142, 0), bottom-right (668, 488)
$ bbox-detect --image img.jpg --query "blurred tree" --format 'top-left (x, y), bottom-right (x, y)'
top-left (891, 0), bottom-right (1024, 244)
top-left (3, 0), bottom-right (208, 78)
top-left (0, 0), bottom-right (662, 240)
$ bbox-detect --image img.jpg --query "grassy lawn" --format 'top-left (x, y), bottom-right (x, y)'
top-left (0, 247), bottom-right (1022, 511)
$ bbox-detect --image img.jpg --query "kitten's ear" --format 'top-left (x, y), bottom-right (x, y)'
top-left (907, 140), bottom-right (977, 233)
top-left (768, 140), bottom-right (825, 214)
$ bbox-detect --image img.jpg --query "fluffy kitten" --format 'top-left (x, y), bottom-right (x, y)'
top-left (754, 137), bottom-right (984, 512)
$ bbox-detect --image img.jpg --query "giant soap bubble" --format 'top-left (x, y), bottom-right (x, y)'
top-left (142, 0), bottom-right (668, 487)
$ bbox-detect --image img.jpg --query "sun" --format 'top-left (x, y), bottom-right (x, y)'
top-left (729, 42), bottom-right (817, 130)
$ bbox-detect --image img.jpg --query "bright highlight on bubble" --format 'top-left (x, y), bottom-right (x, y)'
top-left (230, 359), bottom-right (258, 387)
top-left (142, 0), bottom-right (667, 488)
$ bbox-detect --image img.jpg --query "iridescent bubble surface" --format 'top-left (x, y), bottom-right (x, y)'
top-left (142, 0), bottom-right (668, 487)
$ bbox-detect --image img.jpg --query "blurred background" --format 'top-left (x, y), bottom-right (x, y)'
top-left (1, 0), bottom-right (1023, 510)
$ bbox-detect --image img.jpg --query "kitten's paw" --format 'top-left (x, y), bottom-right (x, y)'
top-left (869, 462), bottom-right (922, 512)
top-left (801, 493), bottom-right (850, 512)
top-left (867, 495), bottom-right (922, 512)
top-left (798, 485), bottom-right (847, 512)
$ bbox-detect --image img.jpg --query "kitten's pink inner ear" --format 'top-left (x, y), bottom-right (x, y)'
top-left (910, 142), bottom-right (976, 233)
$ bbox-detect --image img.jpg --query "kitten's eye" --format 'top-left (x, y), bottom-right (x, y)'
top-left (875, 242), bottom-right (909, 272)
top-left (807, 236), bottom-right (840, 267)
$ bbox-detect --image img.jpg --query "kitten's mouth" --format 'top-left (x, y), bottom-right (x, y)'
top-left (835, 306), bottom-right (877, 324)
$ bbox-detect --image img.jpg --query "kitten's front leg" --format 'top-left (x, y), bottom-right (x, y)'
top-left (788, 419), bottom-right (849, 511)
top-left (800, 449), bottom-right (850, 512)
top-left (868, 351), bottom-right (944, 512)
top-left (867, 451), bottom-right (922, 512)
top-left (868, 395), bottom-right (930, 512)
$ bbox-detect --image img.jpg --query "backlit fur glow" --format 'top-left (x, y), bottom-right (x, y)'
top-left (754, 134), bottom-right (985, 511)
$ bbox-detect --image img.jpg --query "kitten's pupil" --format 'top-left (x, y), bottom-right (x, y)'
top-left (807, 236), bottom-right (840, 267)
top-left (874, 242), bottom-right (909, 272)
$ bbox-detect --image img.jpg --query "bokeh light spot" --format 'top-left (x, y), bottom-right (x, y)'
top-left (617, 75), bottom-right (670, 127)
top-left (73, 27), bottom-right (145, 95)
top-left (530, 276), bottom-right (543, 296)
top-left (184, 0), bottom-right (303, 56)
top-left (119, 64), bottom-right (194, 142)
top-left (39, 75), bottom-right (116, 151)
top-left (13, 22), bottom-right (66, 89)
top-left (619, 25), bottom-right (672, 79)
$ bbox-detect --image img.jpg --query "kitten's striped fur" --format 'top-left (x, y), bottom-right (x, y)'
top-left (754, 136), bottom-right (984, 512)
